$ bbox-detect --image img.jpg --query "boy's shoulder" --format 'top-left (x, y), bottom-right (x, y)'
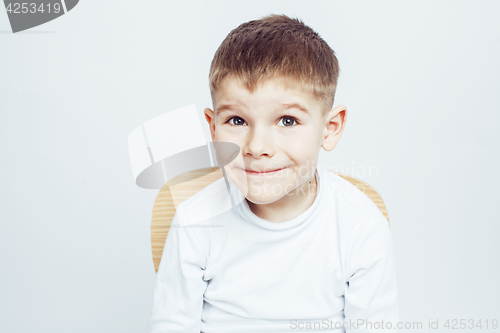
top-left (321, 168), bottom-right (389, 229)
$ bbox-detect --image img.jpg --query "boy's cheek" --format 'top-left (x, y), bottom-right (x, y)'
top-left (275, 137), bottom-right (319, 154)
top-left (214, 131), bottom-right (244, 147)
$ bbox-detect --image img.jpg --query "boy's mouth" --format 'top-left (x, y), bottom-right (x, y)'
top-left (242, 167), bottom-right (287, 175)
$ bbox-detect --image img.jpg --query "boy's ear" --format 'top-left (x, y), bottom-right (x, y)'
top-left (204, 108), bottom-right (217, 141)
top-left (322, 105), bottom-right (347, 151)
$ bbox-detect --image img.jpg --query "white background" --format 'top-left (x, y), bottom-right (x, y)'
top-left (1, 0), bottom-right (499, 332)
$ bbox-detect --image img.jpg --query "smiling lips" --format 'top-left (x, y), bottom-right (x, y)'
top-left (243, 167), bottom-right (287, 175)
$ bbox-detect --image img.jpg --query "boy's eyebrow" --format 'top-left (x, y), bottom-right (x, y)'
top-left (215, 103), bottom-right (309, 116)
top-left (215, 104), bottom-right (239, 116)
top-left (281, 103), bottom-right (310, 114)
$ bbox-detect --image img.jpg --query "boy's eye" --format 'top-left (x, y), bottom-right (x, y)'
top-left (278, 116), bottom-right (298, 127)
top-left (226, 116), bottom-right (247, 126)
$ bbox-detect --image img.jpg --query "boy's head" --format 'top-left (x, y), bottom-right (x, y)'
top-left (204, 14), bottom-right (347, 205)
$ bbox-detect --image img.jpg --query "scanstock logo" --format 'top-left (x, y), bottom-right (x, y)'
top-left (3, 0), bottom-right (79, 33)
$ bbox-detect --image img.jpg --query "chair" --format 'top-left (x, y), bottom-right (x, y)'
top-left (151, 168), bottom-right (390, 273)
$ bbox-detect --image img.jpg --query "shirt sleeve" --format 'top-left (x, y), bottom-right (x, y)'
top-left (148, 206), bottom-right (208, 333)
top-left (344, 217), bottom-right (399, 332)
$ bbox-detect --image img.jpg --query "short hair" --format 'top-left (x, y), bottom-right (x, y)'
top-left (209, 14), bottom-right (340, 116)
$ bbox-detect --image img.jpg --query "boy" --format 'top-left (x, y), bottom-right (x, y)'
top-left (149, 14), bottom-right (399, 332)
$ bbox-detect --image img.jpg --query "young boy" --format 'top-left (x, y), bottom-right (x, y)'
top-left (149, 14), bottom-right (399, 333)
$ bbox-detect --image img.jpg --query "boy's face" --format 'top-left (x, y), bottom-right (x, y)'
top-left (204, 76), bottom-right (345, 205)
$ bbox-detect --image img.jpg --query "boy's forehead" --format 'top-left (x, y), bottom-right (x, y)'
top-left (214, 77), bottom-right (318, 116)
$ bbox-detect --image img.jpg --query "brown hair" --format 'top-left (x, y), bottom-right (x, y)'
top-left (209, 14), bottom-right (340, 115)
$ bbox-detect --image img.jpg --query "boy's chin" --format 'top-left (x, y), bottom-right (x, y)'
top-left (245, 184), bottom-right (293, 205)
top-left (229, 176), bottom-right (305, 205)
top-left (244, 190), bottom-right (290, 205)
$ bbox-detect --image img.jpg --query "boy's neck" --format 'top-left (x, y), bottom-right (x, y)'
top-left (246, 172), bottom-right (318, 223)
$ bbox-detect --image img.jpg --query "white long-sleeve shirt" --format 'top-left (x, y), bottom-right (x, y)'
top-left (148, 166), bottom-right (399, 332)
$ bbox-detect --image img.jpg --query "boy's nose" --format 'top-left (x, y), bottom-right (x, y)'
top-left (243, 126), bottom-right (275, 158)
